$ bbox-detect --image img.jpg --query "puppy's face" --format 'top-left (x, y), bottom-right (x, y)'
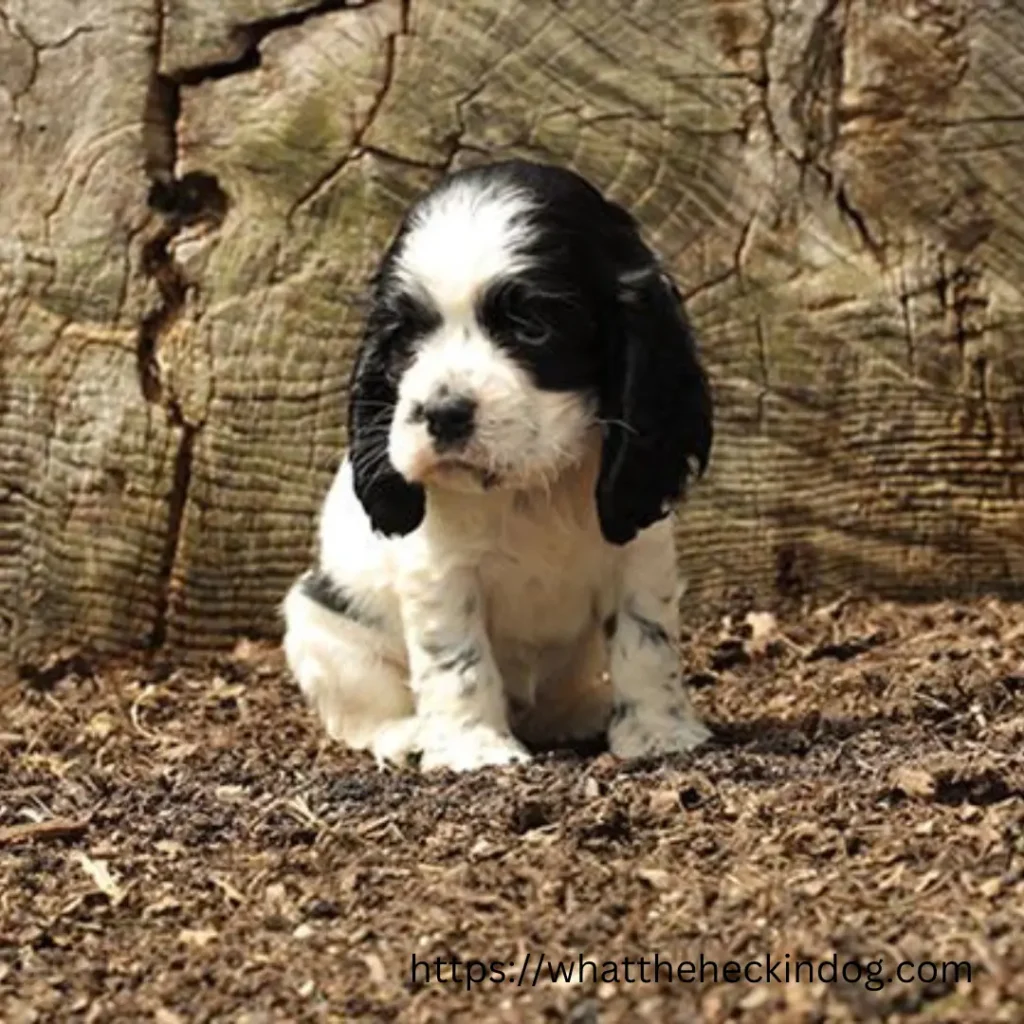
top-left (375, 180), bottom-right (599, 493)
top-left (349, 160), bottom-right (713, 544)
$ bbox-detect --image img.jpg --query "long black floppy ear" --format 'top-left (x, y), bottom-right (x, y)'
top-left (595, 224), bottom-right (713, 546)
top-left (347, 294), bottom-right (426, 537)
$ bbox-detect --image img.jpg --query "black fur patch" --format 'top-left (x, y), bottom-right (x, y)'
top-left (299, 569), bottom-right (378, 627)
top-left (438, 643), bottom-right (483, 675)
top-left (424, 640), bottom-right (483, 677)
top-left (610, 700), bottom-right (635, 726)
top-left (347, 280), bottom-right (437, 538)
top-left (627, 606), bottom-right (671, 647)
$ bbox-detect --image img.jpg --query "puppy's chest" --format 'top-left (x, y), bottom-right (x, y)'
top-left (477, 501), bottom-right (617, 650)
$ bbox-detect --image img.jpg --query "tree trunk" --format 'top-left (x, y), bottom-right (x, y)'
top-left (2, 0), bottom-right (1023, 670)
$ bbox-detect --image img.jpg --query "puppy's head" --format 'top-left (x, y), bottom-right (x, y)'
top-left (348, 159), bottom-right (712, 544)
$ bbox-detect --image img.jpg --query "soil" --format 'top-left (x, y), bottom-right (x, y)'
top-left (2, 595), bottom-right (1023, 1023)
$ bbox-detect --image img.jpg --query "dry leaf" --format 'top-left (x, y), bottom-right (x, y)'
top-left (232, 638), bottom-right (259, 663)
top-left (745, 611), bottom-right (778, 654)
top-left (85, 712), bottom-right (117, 740)
top-left (155, 839), bottom-right (186, 858)
top-left (142, 896), bottom-right (182, 918)
top-left (980, 876), bottom-right (1003, 898)
top-left (73, 851), bottom-right (125, 905)
top-left (154, 1009), bottom-right (185, 1024)
top-left (265, 882), bottom-right (288, 907)
top-left (739, 987), bottom-right (772, 1010)
top-left (893, 766), bottom-right (935, 799)
top-left (179, 927), bottom-right (218, 948)
top-left (211, 874), bottom-right (245, 903)
top-left (802, 878), bottom-right (828, 898)
top-left (636, 867), bottom-right (672, 890)
top-left (648, 789), bottom-right (680, 815)
top-left (362, 952), bottom-right (389, 986)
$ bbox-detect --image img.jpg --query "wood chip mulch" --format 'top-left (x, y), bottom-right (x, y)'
top-left (2, 595), bottom-right (1023, 1022)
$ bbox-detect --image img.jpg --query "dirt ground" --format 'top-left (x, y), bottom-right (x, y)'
top-left (2, 594), bottom-right (1023, 1023)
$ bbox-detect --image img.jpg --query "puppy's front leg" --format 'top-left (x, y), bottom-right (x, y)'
top-left (402, 568), bottom-right (530, 772)
top-left (607, 519), bottom-right (711, 759)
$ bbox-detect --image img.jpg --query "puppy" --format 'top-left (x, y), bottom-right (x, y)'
top-left (283, 159), bottom-right (713, 772)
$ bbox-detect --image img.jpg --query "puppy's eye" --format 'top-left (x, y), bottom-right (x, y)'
top-left (375, 293), bottom-right (439, 341)
top-left (485, 281), bottom-right (555, 346)
top-left (369, 291), bottom-right (440, 356)
top-left (365, 292), bottom-right (439, 389)
top-left (395, 293), bottom-right (441, 337)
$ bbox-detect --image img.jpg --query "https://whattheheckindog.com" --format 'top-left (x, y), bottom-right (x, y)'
top-left (409, 950), bottom-right (973, 992)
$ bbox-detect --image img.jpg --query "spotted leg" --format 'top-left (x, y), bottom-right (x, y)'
top-left (606, 518), bottom-right (710, 758)
top-left (400, 563), bottom-right (530, 772)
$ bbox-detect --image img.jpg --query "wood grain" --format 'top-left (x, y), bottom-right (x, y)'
top-left (1, 0), bottom-right (1022, 669)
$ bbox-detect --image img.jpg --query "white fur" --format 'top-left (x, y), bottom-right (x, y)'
top-left (396, 180), bottom-right (535, 314)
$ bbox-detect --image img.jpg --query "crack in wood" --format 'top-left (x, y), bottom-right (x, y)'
top-left (285, 0), bottom-right (414, 223)
top-left (835, 182), bottom-right (883, 262)
top-left (168, 0), bottom-right (379, 85)
top-left (136, 0), bottom-right (235, 650)
top-left (133, 0), bottom-right (393, 650)
top-left (149, 419), bottom-right (196, 649)
top-left (754, 0), bottom-right (894, 268)
top-left (137, 0), bottom-right (363, 649)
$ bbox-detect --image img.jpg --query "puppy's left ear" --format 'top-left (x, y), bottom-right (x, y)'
top-left (596, 248), bottom-right (713, 546)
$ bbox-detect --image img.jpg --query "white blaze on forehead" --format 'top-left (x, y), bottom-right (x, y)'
top-left (396, 180), bottom-right (535, 314)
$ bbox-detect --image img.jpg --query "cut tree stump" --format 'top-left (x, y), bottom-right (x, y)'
top-left (2, 0), bottom-right (1023, 669)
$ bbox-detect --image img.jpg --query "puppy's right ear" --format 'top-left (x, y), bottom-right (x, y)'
top-left (347, 294), bottom-right (426, 537)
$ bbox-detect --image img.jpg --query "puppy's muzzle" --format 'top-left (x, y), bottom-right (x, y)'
top-left (421, 391), bottom-right (477, 451)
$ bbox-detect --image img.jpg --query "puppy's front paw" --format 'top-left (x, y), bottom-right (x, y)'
top-left (607, 703), bottom-right (711, 759)
top-left (369, 718), bottom-right (424, 767)
top-left (418, 722), bottom-right (531, 773)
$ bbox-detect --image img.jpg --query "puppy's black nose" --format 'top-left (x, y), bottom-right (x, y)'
top-left (423, 393), bottom-right (476, 448)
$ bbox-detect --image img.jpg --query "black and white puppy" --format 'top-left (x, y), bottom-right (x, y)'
top-left (283, 159), bottom-right (713, 772)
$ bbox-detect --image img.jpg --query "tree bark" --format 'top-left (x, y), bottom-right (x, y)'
top-left (2, 0), bottom-right (1023, 669)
